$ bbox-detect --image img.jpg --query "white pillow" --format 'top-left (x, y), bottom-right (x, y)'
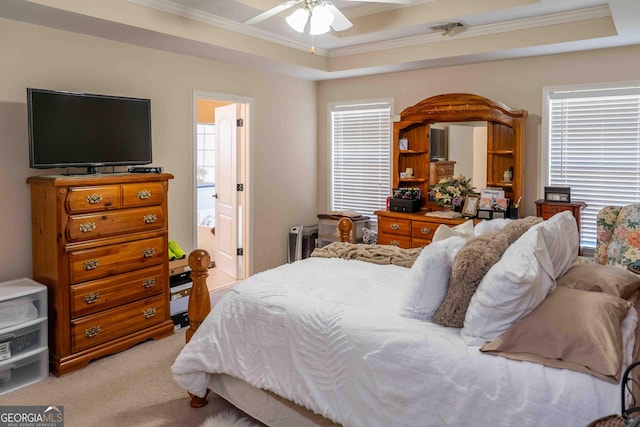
top-left (533, 210), bottom-right (579, 279)
top-left (473, 218), bottom-right (512, 237)
top-left (399, 236), bottom-right (466, 322)
top-left (431, 220), bottom-right (474, 243)
top-left (461, 226), bottom-right (556, 345)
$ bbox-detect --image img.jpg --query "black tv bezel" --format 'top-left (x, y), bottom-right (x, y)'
top-left (27, 88), bottom-right (153, 174)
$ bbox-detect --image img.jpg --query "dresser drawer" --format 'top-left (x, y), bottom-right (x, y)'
top-left (540, 204), bottom-right (574, 218)
top-left (66, 185), bottom-right (122, 213)
top-left (68, 237), bottom-right (165, 284)
top-left (378, 232), bottom-right (412, 248)
top-left (411, 220), bottom-right (441, 241)
top-left (122, 182), bottom-right (165, 208)
top-left (378, 217), bottom-right (411, 236)
top-left (71, 294), bottom-right (166, 352)
top-left (70, 265), bottom-right (165, 318)
top-left (66, 206), bottom-right (165, 242)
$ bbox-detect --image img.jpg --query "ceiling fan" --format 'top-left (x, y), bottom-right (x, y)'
top-left (244, 0), bottom-right (412, 35)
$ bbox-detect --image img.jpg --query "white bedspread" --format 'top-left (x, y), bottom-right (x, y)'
top-left (172, 257), bottom-right (620, 427)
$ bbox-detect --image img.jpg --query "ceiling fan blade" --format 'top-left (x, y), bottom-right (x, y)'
top-left (244, 0), bottom-right (299, 25)
top-left (346, 0), bottom-right (412, 4)
top-left (325, 3), bottom-right (353, 31)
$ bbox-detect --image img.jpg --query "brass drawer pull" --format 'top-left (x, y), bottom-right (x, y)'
top-left (84, 325), bottom-right (100, 338)
top-left (143, 307), bottom-right (157, 319)
top-left (79, 222), bottom-right (96, 233)
top-left (142, 278), bottom-right (156, 288)
top-left (143, 214), bottom-right (157, 224)
top-left (390, 240), bottom-right (400, 246)
top-left (82, 259), bottom-right (99, 270)
top-left (83, 292), bottom-right (100, 304)
top-left (420, 227), bottom-right (431, 235)
top-left (137, 190), bottom-right (151, 200)
top-left (142, 248), bottom-right (156, 258)
top-left (391, 223), bottom-right (400, 230)
top-left (86, 193), bottom-right (103, 204)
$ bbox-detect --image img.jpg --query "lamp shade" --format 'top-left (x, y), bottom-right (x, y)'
top-left (286, 8), bottom-right (309, 33)
top-left (309, 4), bottom-right (334, 35)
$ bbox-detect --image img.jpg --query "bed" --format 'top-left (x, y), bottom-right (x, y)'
top-left (172, 215), bottom-right (640, 426)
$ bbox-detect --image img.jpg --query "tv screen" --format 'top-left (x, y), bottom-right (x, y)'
top-left (27, 88), bottom-right (152, 173)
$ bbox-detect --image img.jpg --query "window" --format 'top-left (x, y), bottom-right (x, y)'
top-left (196, 123), bottom-right (216, 226)
top-left (330, 100), bottom-right (392, 229)
top-left (544, 83), bottom-right (640, 250)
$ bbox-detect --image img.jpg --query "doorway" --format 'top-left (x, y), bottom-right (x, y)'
top-left (193, 90), bottom-right (252, 290)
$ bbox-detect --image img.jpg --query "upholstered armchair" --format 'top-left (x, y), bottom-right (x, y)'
top-left (588, 204), bottom-right (640, 267)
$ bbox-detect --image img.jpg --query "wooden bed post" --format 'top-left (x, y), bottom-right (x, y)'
top-left (186, 249), bottom-right (211, 344)
top-left (186, 249), bottom-right (212, 408)
top-left (338, 217), bottom-right (352, 243)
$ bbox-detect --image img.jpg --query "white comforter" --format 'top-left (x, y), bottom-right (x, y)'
top-left (172, 257), bottom-right (620, 427)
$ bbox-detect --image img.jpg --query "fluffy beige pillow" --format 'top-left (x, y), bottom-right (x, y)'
top-left (480, 287), bottom-right (631, 383)
top-left (432, 230), bottom-right (510, 327)
top-left (557, 263), bottom-right (640, 300)
top-left (432, 217), bottom-right (543, 328)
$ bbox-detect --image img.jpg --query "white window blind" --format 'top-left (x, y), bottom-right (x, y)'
top-left (547, 85), bottom-right (640, 249)
top-left (330, 101), bottom-right (391, 227)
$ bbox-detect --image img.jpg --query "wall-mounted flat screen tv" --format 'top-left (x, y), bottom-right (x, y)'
top-left (27, 88), bottom-right (152, 174)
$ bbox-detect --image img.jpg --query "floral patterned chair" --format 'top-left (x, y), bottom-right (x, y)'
top-left (588, 204), bottom-right (640, 267)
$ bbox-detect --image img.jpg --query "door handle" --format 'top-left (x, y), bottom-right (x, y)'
top-left (212, 194), bottom-right (218, 198)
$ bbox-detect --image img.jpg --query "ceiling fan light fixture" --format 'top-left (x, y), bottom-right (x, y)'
top-left (309, 4), bottom-right (334, 35)
top-left (286, 7), bottom-right (309, 33)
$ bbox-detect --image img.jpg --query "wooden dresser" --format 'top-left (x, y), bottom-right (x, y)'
top-left (27, 173), bottom-right (175, 376)
top-left (375, 210), bottom-right (477, 248)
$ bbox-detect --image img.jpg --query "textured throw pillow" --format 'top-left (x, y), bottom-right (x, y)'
top-left (462, 226), bottom-right (556, 345)
top-left (480, 287), bottom-right (631, 383)
top-left (399, 236), bottom-right (467, 322)
top-left (431, 230), bottom-right (510, 327)
top-left (500, 216), bottom-right (543, 245)
top-left (534, 211), bottom-right (579, 278)
top-left (432, 217), bottom-right (543, 328)
top-left (431, 220), bottom-right (474, 243)
top-left (557, 263), bottom-right (640, 300)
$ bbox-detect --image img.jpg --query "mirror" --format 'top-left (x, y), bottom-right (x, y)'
top-left (432, 121), bottom-right (488, 191)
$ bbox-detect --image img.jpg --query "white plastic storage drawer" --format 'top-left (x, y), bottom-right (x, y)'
top-left (0, 347), bottom-right (48, 395)
top-left (0, 278), bottom-right (47, 329)
top-left (0, 319), bottom-right (47, 362)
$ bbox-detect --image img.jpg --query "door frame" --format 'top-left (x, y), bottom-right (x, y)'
top-left (192, 90), bottom-right (253, 280)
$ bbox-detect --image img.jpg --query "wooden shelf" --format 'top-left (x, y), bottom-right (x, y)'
top-left (487, 181), bottom-right (513, 188)
top-left (399, 178), bottom-right (428, 183)
top-left (399, 150), bottom-right (428, 155)
top-left (487, 150), bottom-right (514, 155)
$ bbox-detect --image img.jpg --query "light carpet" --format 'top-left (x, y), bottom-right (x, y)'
top-left (0, 328), bottom-right (261, 426)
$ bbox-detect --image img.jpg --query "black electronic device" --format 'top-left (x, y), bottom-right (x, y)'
top-left (128, 166), bottom-right (163, 173)
top-left (27, 88), bottom-right (152, 174)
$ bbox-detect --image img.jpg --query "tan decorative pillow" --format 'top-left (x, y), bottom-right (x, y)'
top-left (500, 216), bottom-right (543, 245)
top-left (557, 263), bottom-right (640, 300)
top-left (481, 287), bottom-right (631, 383)
top-left (432, 230), bottom-right (510, 327)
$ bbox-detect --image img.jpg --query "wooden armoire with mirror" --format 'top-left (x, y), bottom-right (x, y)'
top-left (376, 93), bottom-right (527, 248)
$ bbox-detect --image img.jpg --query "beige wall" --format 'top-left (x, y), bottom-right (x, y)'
top-left (0, 18), bottom-right (317, 281)
top-left (317, 44), bottom-right (640, 218)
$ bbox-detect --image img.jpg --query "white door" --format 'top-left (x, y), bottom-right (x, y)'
top-left (214, 104), bottom-right (240, 279)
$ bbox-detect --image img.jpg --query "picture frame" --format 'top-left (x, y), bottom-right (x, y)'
top-left (398, 138), bottom-right (409, 151)
top-left (462, 194), bottom-right (480, 217)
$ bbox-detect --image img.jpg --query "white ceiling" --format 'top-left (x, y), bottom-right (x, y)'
top-left (2, 0), bottom-right (640, 80)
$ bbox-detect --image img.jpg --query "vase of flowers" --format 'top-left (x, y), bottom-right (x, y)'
top-left (431, 175), bottom-right (474, 210)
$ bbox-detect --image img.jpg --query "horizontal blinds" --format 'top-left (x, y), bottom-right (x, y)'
top-left (331, 102), bottom-right (391, 226)
top-left (548, 87), bottom-right (640, 248)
